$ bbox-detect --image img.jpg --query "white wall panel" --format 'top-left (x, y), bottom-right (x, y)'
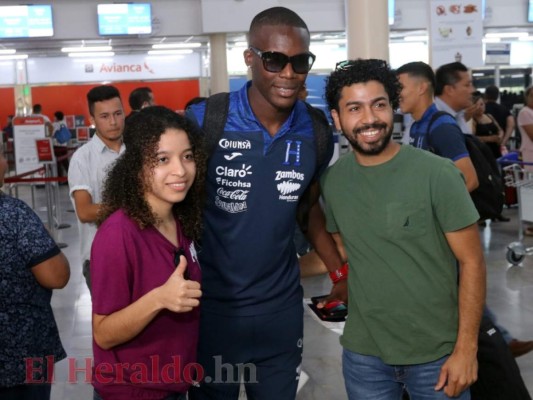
top-left (199, 0), bottom-right (345, 33)
top-left (26, 53), bottom-right (201, 84)
top-left (0, 62), bottom-right (15, 85)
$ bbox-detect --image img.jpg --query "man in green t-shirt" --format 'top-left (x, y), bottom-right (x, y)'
top-left (321, 59), bottom-right (486, 399)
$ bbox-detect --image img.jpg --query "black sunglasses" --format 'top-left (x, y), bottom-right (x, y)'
top-left (335, 59), bottom-right (388, 71)
top-left (249, 46), bottom-right (316, 74)
top-left (174, 248), bottom-right (189, 280)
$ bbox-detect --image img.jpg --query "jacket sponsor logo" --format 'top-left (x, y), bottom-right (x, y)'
top-left (216, 164), bottom-right (252, 178)
top-left (283, 140), bottom-right (301, 166)
top-left (215, 178), bottom-right (251, 188)
top-left (216, 188), bottom-right (249, 201)
top-left (277, 181), bottom-right (301, 195)
top-left (224, 152), bottom-right (242, 161)
top-left (275, 170), bottom-right (304, 181)
top-left (275, 169), bottom-right (304, 202)
top-left (215, 197), bottom-right (247, 213)
top-left (219, 139), bottom-right (251, 150)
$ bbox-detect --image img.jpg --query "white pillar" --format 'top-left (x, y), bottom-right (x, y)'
top-left (345, 0), bottom-right (390, 62)
top-left (209, 33), bottom-right (229, 94)
top-left (14, 60), bottom-right (32, 116)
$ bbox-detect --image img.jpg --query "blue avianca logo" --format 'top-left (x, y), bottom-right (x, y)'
top-left (283, 140), bottom-right (301, 166)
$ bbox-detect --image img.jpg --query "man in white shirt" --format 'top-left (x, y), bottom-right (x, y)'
top-left (68, 85), bottom-right (125, 291)
top-left (31, 103), bottom-right (54, 137)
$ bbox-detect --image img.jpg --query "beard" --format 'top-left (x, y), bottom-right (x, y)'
top-left (344, 122), bottom-right (393, 156)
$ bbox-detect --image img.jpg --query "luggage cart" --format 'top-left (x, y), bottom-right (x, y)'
top-left (499, 156), bottom-right (533, 265)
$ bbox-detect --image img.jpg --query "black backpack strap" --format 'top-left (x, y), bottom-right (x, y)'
top-left (297, 103), bottom-right (333, 234)
top-left (303, 102), bottom-right (333, 168)
top-left (426, 110), bottom-right (454, 152)
top-left (202, 92), bottom-right (230, 155)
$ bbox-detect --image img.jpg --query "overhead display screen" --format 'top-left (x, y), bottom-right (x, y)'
top-left (97, 3), bottom-right (152, 36)
top-left (529, 0), bottom-right (533, 22)
top-left (0, 5), bottom-right (54, 39)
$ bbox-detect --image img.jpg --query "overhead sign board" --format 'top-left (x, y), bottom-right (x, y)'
top-left (0, 5), bottom-right (54, 39)
top-left (485, 43), bottom-right (511, 65)
top-left (429, 0), bottom-right (483, 68)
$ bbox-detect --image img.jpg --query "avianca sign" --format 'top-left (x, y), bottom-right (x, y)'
top-left (25, 53), bottom-right (200, 84)
top-left (99, 62), bottom-right (154, 74)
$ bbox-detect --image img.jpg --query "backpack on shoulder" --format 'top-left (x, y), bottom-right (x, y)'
top-left (200, 92), bottom-right (333, 233)
top-left (427, 111), bottom-right (505, 220)
top-left (54, 123), bottom-right (71, 144)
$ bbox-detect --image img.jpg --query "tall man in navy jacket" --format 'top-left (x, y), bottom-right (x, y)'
top-left (187, 6), bottom-right (346, 400)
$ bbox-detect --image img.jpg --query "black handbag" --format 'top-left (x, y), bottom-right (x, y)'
top-left (470, 315), bottom-right (531, 400)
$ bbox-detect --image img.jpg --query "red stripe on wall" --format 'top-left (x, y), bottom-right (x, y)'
top-left (0, 80), bottom-right (199, 129)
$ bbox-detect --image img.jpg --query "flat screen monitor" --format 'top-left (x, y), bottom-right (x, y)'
top-left (388, 0), bottom-right (395, 25)
top-left (97, 3), bottom-right (152, 36)
top-left (529, 0), bottom-right (533, 22)
top-left (0, 5), bottom-right (53, 39)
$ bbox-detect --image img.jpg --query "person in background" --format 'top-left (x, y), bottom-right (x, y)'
top-left (31, 104), bottom-right (54, 137)
top-left (398, 62), bottom-right (532, 358)
top-left (126, 86), bottom-right (155, 123)
top-left (52, 111), bottom-right (65, 133)
top-left (91, 106), bottom-right (205, 400)
top-left (469, 93), bottom-right (511, 224)
top-left (517, 85), bottom-right (533, 171)
top-left (68, 85), bottom-right (125, 291)
top-left (0, 151), bottom-right (70, 400)
top-left (323, 58), bottom-right (485, 400)
top-left (183, 96), bottom-right (207, 113)
top-left (396, 61), bottom-right (478, 192)
top-left (484, 85), bottom-right (515, 151)
top-left (52, 111), bottom-right (70, 178)
top-left (2, 115), bottom-right (14, 141)
top-left (187, 6), bottom-right (346, 399)
top-left (434, 62), bottom-right (475, 134)
top-left (517, 85), bottom-right (533, 237)
top-left (470, 92), bottom-right (504, 160)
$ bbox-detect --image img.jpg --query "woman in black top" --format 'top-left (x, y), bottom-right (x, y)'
top-left (471, 94), bottom-right (504, 159)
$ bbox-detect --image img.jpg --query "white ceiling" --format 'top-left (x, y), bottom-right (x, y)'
top-left (1, 27), bottom-right (532, 59)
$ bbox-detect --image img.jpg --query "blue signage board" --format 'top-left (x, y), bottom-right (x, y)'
top-left (97, 3), bottom-right (152, 36)
top-left (0, 5), bottom-right (53, 39)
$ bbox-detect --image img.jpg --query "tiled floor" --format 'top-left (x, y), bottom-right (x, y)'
top-left (6, 183), bottom-right (532, 399)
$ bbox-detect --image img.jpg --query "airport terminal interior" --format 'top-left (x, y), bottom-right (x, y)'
top-left (2, 0), bottom-right (533, 399)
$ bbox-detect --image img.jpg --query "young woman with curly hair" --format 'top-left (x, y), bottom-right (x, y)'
top-left (90, 106), bottom-right (207, 400)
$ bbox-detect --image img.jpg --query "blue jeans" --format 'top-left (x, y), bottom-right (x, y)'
top-left (342, 349), bottom-right (470, 400)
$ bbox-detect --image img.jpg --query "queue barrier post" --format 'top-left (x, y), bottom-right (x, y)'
top-left (35, 138), bottom-right (68, 249)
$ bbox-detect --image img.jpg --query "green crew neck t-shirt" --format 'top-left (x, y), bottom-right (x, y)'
top-left (321, 145), bottom-right (479, 365)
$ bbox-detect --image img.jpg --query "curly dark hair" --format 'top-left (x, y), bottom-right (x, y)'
top-left (98, 106), bottom-right (207, 241)
top-left (325, 59), bottom-right (401, 112)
